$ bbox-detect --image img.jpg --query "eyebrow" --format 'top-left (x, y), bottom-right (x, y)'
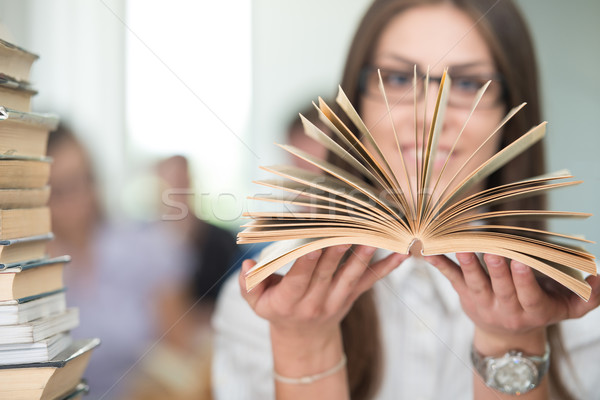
top-left (374, 53), bottom-right (495, 73)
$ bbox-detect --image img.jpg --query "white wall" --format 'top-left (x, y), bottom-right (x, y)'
top-left (515, 0), bottom-right (600, 256)
top-left (248, 0), bottom-right (372, 167)
top-left (0, 1), bottom-right (252, 225)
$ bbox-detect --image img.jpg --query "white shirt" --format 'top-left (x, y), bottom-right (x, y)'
top-left (212, 255), bottom-right (600, 400)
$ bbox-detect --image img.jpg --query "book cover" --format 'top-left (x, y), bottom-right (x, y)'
top-left (0, 234), bottom-right (53, 266)
top-left (0, 332), bottom-right (73, 365)
top-left (0, 339), bottom-right (99, 400)
top-left (0, 39), bottom-right (38, 83)
top-left (0, 290), bottom-right (66, 325)
top-left (0, 81), bottom-right (37, 112)
top-left (0, 308), bottom-right (78, 345)
top-left (0, 106), bottom-right (59, 158)
top-left (0, 256), bottom-right (68, 302)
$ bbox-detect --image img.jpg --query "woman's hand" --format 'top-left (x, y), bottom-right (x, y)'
top-left (240, 245), bottom-right (406, 337)
top-left (239, 245), bottom-right (406, 399)
top-left (425, 252), bottom-right (600, 353)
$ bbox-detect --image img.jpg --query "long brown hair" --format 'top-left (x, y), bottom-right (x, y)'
top-left (332, 1), bottom-right (573, 398)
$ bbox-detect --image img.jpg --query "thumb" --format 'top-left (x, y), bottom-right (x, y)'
top-left (239, 259), bottom-right (264, 308)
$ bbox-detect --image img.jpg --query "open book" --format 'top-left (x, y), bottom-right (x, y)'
top-left (238, 70), bottom-right (596, 299)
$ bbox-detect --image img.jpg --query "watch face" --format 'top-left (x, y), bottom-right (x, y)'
top-left (487, 353), bottom-right (538, 395)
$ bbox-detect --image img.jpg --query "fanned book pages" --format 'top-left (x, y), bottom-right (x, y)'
top-left (238, 70), bottom-right (596, 299)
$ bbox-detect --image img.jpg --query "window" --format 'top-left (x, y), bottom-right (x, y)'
top-left (125, 1), bottom-right (251, 225)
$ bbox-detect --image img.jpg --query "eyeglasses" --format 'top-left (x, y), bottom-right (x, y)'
top-left (358, 66), bottom-right (505, 109)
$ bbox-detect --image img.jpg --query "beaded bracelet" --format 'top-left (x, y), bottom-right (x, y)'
top-left (273, 354), bottom-right (348, 385)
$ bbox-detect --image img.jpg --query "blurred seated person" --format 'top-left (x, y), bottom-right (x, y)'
top-left (155, 155), bottom-right (237, 316)
top-left (150, 155), bottom-right (238, 355)
top-left (47, 124), bottom-right (188, 400)
top-left (116, 155), bottom-right (239, 400)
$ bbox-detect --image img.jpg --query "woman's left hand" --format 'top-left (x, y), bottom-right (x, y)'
top-left (424, 253), bottom-right (600, 353)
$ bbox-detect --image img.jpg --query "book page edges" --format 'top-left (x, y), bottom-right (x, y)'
top-left (423, 236), bottom-right (593, 300)
top-left (246, 233), bottom-right (594, 300)
top-left (440, 121), bottom-right (547, 210)
top-left (245, 236), bottom-right (413, 291)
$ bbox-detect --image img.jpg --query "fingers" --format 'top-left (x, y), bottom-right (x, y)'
top-left (567, 274), bottom-right (600, 319)
top-left (307, 246), bottom-right (375, 312)
top-left (424, 254), bottom-right (467, 295)
top-left (361, 252), bottom-right (408, 286)
top-left (508, 261), bottom-right (548, 316)
top-left (303, 244), bottom-right (351, 303)
top-left (326, 247), bottom-right (401, 310)
top-left (485, 254), bottom-right (522, 314)
top-left (240, 259), bottom-right (273, 309)
top-left (240, 246), bottom-right (402, 325)
top-left (277, 249), bottom-right (323, 304)
top-left (351, 252), bottom-right (407, 298)
top-left (329, 245), bottom-right (375, 291)
top-left (427, 253), bottom-right (521, 312)
top-left (240, 248), bottom-right (324, 311)
top-left (238, 259), bottom-right (254, 290)
top-left (456, 253), bottom-right (493, 307)
top-left (426, 252), bottom-right (600, 334)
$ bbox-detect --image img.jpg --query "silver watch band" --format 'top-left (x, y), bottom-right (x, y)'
top-left (471, 342), bottom-right (550, 395)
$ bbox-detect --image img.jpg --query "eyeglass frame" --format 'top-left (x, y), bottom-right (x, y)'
top-left (357, 65), bottom-right (508, 108)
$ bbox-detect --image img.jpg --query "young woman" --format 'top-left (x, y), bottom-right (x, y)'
top-left (212, 1), bottom-right (600, 399)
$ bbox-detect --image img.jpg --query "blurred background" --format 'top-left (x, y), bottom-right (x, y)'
top-left (0, 1), bottom-right (598, 399)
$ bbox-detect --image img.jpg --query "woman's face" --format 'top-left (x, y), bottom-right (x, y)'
top-left (360, 4), bottom-right (505, 197)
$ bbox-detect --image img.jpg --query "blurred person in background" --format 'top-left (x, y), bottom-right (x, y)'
top-left (122, 155), bottom-right (238, 400)
top-left (155, 155), bottom-right (238, 314)
top-left (47, 125), bottom-right (189, 400)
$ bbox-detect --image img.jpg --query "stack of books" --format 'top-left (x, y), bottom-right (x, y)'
top-left (0, 39), bottom-right (99, 399)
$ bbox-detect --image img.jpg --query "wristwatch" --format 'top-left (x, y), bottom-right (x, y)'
top-left (471, 343), bottom-right (550, 395)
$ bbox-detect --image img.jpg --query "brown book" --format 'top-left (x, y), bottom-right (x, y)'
top-left (0, 187), bottom-right (50, 209)
top-left (239, 70), bottom-right (596, 300)
top-left (0, 159), bottom-right (51, 189)
top-left (0, 39), bottom-right (38, 83)
top-left (0, 234), bottom-right (52, 266)
top-left (0, 207), bottom-right (51, 240)
top-left (59, 381), bottom-right (89, 400)
top-left (0, 82), bottom-right (37, 113)
top-left (0, 107), bottom-right (59, 158)
top-left (0, 256), bottom-right (68, 302)
top-left (0, 338), bottom-right (99, 400)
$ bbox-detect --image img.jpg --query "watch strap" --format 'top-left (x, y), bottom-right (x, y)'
top-left (471, 342), bottom-right (550, 394)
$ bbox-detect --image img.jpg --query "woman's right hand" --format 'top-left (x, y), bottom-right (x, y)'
top-left (239, 245), bottom-right (406, 398)
top-left (239, 245), bottom-right (406, 337)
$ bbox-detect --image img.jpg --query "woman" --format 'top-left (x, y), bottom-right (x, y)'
top-left (212, 1), bottom-right (600, 399)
